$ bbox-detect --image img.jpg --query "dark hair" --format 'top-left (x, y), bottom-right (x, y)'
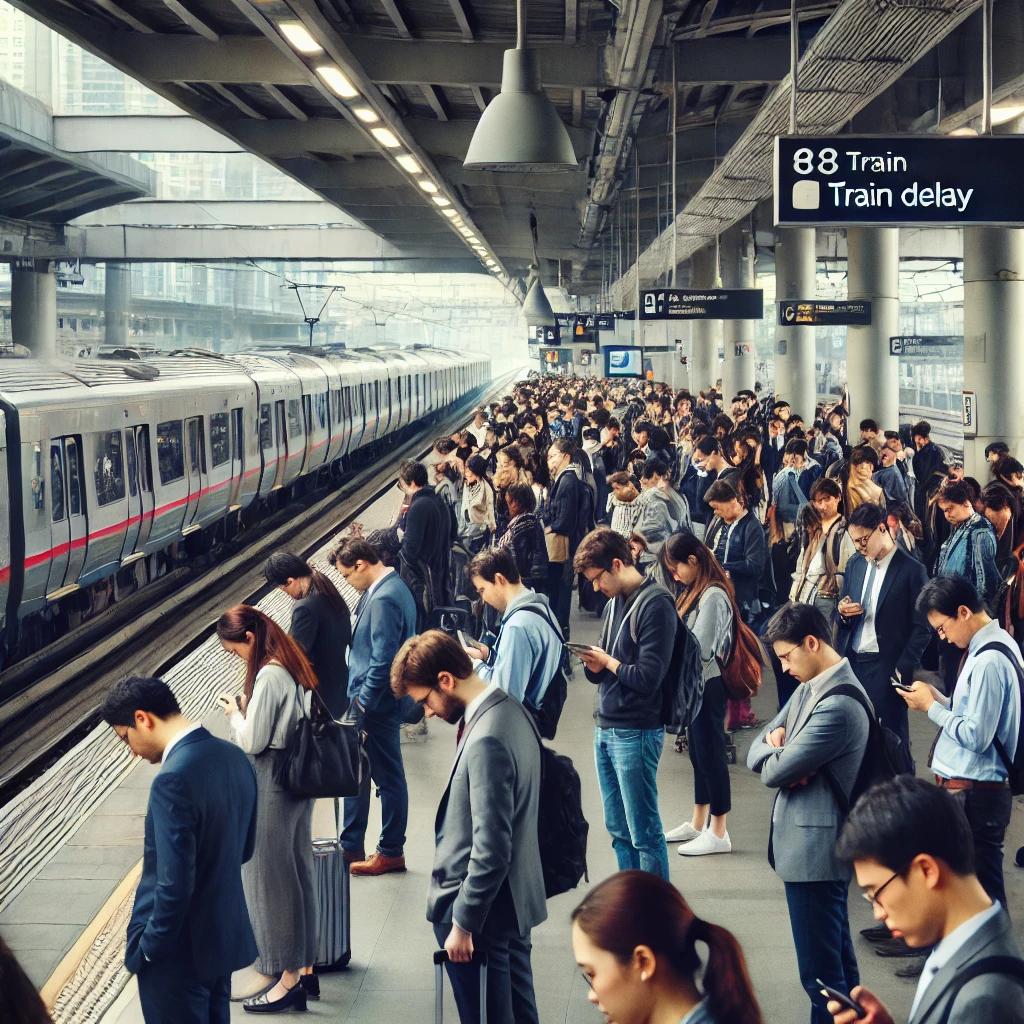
top-left (551, 437), bottom-right (576, 458)
top-left (465, 453), bottom-right (490, 481)
top-left (633, 419), bottom-right (653, 436)
top-left (848, 503), bottom-right (886, 530)
top-left (883, 430), bottom-right (901, 441)
top-left (859, 418), bottom-right (879, 432)
top-left (809, 476), bottom-right (842, 501)
top-left (938, 479), bottom-right (972, 506)
top-left (391, 629), bottom-right (473, 697)
top-left (506, 481), bottom-right (536, 513)
top-left (468, 546), bottom-right (521, 585)
top-left (572, 871), bottom-right (763, 1024)
top-left (837, 777), bottom-right (975, 875)
top-left (591, 408), bottom-right (611, 429)
top-left (607, 470), bottom-right (634, 488)
top-left (849, 446), bottom-right (879, 469)
top-left (694, 435), bottom-right (721, 457)
top-left (0, 935), bottom-right (52, 1024)
top-left (640, 455), bottom-right (670, 480)
top-left (99, 676), bottom-right (180, 727)
top-left (911, 420), bottom-right (931, 439)
top-left (711, 413), bottom-right (734, 434)
top-left (330, 537), bottom-right (381, 568)
top-left (434, 437), bottom-right (458, 455)
top-left (216, 605), bottom-right (318, 701)
top-left (985, 441), bottom-right (1010, 459)
top-left (998, 456), bottom-right (1024, 478)
top-left (661, 531), bottom-right (741, 624)
top-left (762, 601), bottom-right (833, 646)
top-left (980, 481), bottom-right (1020, 516)
top-left (704, 479), bottom-right (740, 505)
top-left (573, 527), bottom-right (632, 573)
top-left (915, 575), bottom-right (985, 617)
top-left (399, 459), bottom-right (428, 487)
top-left (784, 438), bottom-right (808, 458)
top-left (264, 550), bottom-right (350, 620)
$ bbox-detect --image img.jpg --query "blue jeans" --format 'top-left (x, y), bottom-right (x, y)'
top-left (594, 727), bottom-right (669, 879)
top-left (341, 708), bottom-right (408, 857)
top-left (784, 880), bottom-right (859, 1024)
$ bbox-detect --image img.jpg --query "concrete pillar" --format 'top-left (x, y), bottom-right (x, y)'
top-left (720, 223), bottom-right (757, 399)
top-left (846, 228), bottom-right (900, 430)
top-left (962, 227), bottom-right (1024, 475)
top-left (774, 227), bottom-right (816, 419)
top-left (104, 261), bottom-right (131, 347)
top-left (690, 245), bottom-right (722, 394)
top-left (11, 262), bottom-right (57, 359)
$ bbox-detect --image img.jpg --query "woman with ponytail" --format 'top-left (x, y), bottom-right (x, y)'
top-left (264, 550), bottom-right (352, 718)
top-left (571, 870), bottom-right (763, 1024)
top-left (216, 604), bottom-right (319, 1012)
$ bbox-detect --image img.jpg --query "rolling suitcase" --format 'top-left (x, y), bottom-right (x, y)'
top-left (433, 950), bottom-right (488, 1023)
top-left (312, 800), bottom-right (351, 971)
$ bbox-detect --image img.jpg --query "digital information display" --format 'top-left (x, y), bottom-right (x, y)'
top-left (640, 289), bottom-right (763, 321)
top-left (604, 346), bottom-right (644, 378)
top-left (778, 300), bottom-right (872, 326)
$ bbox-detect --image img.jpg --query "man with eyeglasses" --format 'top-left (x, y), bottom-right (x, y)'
top-left (748, 602), bottom-right (871, 1024)
top-left (827, 776), bottom-right (1024, 1024)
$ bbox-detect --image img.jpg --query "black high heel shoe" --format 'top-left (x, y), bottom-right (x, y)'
top-left (299, 973), bottom-right (320, 1001)
top-left (242, 981), bottom-right (308, 1014)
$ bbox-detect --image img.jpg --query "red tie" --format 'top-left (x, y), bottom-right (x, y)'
top-left (456, 717), bottom-right (465, 746)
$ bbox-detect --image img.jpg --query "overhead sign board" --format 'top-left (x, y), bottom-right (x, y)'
top-left (962, 390), bottom-right (977, 438)
top-left (778, 300), bottom-right (872, 326)
top-left (533, 325), bottom-right (559, 344)
top-left (553, 313), bottom-right (616, 333)
top-left (540, 347), bottom-right (571, 366)
top-left (889, 335), bottom-right (962, 357)
top-left (640, 289), bottom-right (763, 321)
top-left (774, 135), bottom-right (1024, 226)
top-left (614, 310), bottom-right (636, 321)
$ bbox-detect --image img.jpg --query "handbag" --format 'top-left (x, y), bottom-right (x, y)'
top-left (274, 687), bottom-right (368, 799)
top-left (545, 530), bottom-right (569, 563)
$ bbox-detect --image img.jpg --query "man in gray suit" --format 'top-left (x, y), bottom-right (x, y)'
top-left (827, 776), bottom-right (1024, 1024)
top-left (748, 602), bottom-right (872, 1024)
top-left (391, 629), bottom-right (547, 1024)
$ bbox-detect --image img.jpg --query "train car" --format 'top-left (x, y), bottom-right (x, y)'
top-left (0, 344), bottom-right (490, 664)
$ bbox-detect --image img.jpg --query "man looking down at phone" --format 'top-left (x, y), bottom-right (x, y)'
top-left (573, 527), bottom-right (677, 881)
top-left (827, 776), bottom-right (1024, 1024)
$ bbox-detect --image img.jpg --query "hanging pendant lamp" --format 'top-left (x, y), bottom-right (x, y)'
top-left (522, 269), bottom-right (555, 326)
top-left (464, 0), bottom-right (577, 171)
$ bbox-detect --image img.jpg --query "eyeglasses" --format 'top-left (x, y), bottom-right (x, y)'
top-left (849, 532), bottom-right (872, 550)
top-left (775, 643), bottom-right (802, 664)
top-left (862, 871), bottom-right (901, 907)
top-left (580, 969), bottom-right (594, 990)
top-left (585, 569), bottom-right (609, 590)
top-left (934, 616), bottom-right (956, 639)
top-left (113, 726), bottom-right (131, 747)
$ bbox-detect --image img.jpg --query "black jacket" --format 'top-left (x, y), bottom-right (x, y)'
top-left (705, 512), bottom-right (767, 619)
top-left (544, 465), bottom-right (588, 552)
top-left (499, 512), bottom-right (549, 584)
top-left (402, 485), bottom-right (452, 608)
top-left (290, 591), bottom-right (351, 718)
top-left (912, 441), bottom-right (948, 522)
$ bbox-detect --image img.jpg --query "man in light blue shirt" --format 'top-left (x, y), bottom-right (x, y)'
top-left (900, 575), bottom-right (1021, 910)
top-left (463, 546), bottom-right (564, 715)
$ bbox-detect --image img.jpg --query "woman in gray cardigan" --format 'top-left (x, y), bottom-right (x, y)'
top-left (217, 604), bottom-right (319, 1013)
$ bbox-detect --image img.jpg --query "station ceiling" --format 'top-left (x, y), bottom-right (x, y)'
top-left (8, 0), bottom-right (1022, 298)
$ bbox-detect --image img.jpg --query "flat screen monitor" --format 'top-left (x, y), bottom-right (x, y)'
top-left (604, 346), bottom-right (643, 378)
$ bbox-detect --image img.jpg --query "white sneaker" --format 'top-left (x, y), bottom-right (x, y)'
top-left (664, 821), bottom-right (703, 843)
top-left (677, 830), bottom-right (732, 856)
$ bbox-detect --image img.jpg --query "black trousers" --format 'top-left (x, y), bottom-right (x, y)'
top-left (951, 786), bottom-right (1013, 910)
top-left (687, 676), bottom-right (731, 815)
top-left (847, 652), bottom-right (913, 767)
top-left (137, 960), bottom-right (230, 1024)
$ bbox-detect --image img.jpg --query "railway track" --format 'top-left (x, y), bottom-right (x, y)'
top-left (0, 373), bottom-right (517, 803)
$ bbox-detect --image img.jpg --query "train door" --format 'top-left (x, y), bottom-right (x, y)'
top-left (121, 429), bottom-right (142, 559)
top-left (302, 394), bottom-right (313, 474)
top-left (46, 436), bottom-right (86, 595)
top-left (132, 425), bottom-right (154, 550)
top-left (184, 416), bottom-right (207, 528)
top-left (228, 408), bottom-right (244, 507)
top-left (273, 400), bottom-right (287, 488)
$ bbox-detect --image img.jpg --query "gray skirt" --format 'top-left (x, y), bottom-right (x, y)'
top-left (243, 751), bottom-right (318, 974)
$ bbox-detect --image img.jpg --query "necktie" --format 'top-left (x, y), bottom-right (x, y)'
top-left (354, 592), bottom-right (368, 620)
top-left (853, 561), bottom-right (876, 649)
top-left (456, 717), bottom-right (465, 747)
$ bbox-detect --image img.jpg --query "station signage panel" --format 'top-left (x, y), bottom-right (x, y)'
top-left (532, 325), bottom-right (559, 344)
top-left (889, 335), bottom-right (962, 357)
top-left (614, 310), bottom-right (636, 321)
top-left (775, 135), bottom-right (1024, 226)
top-left (778, 300), bottom-right (872, 326)
top-left (640, 289), bottom-right (763, 321)
top-left (553, 313), bottom-right (616, 333)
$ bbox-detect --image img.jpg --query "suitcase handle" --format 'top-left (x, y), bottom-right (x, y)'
top-left (433, 949), bottom-right (488, 966)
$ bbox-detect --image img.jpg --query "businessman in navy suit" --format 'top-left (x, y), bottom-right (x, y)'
top-left (100, 676), bottom-right (258, 1024)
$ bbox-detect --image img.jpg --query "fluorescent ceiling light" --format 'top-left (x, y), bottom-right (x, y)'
top-left (458, 226), bottom-right (473, 237)
top-left (371, 126), bottom-right (401, 148)
top-left (279, 21), bottom-right (322, 54)
top-left (992, 103), bottom-right (1024, 125)
top-left (417, 179), bottom-right (439, 194)
top-left (466, 235), bottom-right (480, 244)
top-left (353, 106), bottom-right (378, 124)
top-left (431, 196), bottom-right (451, 207)
top-left (316, 66), bottom-right (358, 99)
top-left (395, 153), bottom-right (421, 173)
top-left (442, 208), bottom-right (458, 218)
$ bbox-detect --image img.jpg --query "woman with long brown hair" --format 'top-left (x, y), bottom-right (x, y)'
top-left (216, 604), bottom-right (319, 1013)
top-left (572, 870), bottom-right (763, 1024)
top-left (659, 533), bottom-right (738, 858)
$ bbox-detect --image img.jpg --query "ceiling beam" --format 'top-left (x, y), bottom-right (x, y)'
top-left (207, 83), bottom-right (266, 120)
top-left (157, 0), bottom-right (219, 41)
top-left (447, 0), bottom-right (476, 39)
top-left (263, 84), bottom-right (308, 121)
top-left (421, 85), bottom-right (451, 121)
top-left (89, 0), bottom-right (154, 33)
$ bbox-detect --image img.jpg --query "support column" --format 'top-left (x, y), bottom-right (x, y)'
top-left (104, 261), bottom-right (131, 347)
top-left (11, 261), bottom-right (57, 359)
top-left (774, 227), bottom-right (816, 419)
top-left (721, 223), bottom-right (757, 399)
top-left (846, 227), bottom-right (900, 430)
top-left (690, 244), bottom-right (722, 394)
top-left (962, 227), bottom-right (1024, 475)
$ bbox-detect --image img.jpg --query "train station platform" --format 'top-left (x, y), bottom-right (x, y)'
top-left (3, 478), bottom-right (1023, 1023)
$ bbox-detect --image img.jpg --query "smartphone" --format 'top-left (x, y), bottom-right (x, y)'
top-left (457, 629), bottom-right (476, 652)
top-left (565, 642), bottom-right (596, 656)
top-left (891, 676), bottom-right (914, 693)
top-left (816, 980), bottom-right (866, 1018)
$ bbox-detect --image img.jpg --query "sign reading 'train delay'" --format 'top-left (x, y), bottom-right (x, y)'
top-left (774, 136), bottom-right (1024, 226)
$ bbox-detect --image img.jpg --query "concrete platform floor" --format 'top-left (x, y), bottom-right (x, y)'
top-left (102, 597), bottom-right (1024, 1024)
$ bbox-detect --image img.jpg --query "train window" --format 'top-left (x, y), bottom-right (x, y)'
top-left (210, 413), bottom-right (230, 467)
top-left (50, 444), bottom-right (65, 522)
top-left (187, 418), bottom-right (207, 474)
top-left (287, 398), bottom-right (303, 438)
top-left (125, 432), bottom-right (138, 497)
top-left (316, 392), bottom-right (328, 430)
top-left (135, 427), bottom-right (152, 492)
top-left (157, 420), bottom-right (185, 484)
top-left (94, 430), bottom-right (126, 506)
top-left (66, 438), bottom-right (84, 516)
top-left (332, 389), bottom-right (342, 422)
top-left (231, 409), bottom-right (243, 462)
top-left (258, 404), bottom-right (273, 450)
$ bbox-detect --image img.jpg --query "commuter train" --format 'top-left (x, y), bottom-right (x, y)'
top-left (0, 345), bottom-right (491, 665)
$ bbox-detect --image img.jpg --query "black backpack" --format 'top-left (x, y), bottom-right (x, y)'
top-left (535, 738), bottom-right (589, 898)
top-left (818, 683), bottom-right (906, 815)
top-left (975, 642), bottom-right (1024, 795)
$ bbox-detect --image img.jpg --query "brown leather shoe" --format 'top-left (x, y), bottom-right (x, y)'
top-left (342, 848), bottom-right (365, 866)
top-left (349, 851), bottom-right (406, 876)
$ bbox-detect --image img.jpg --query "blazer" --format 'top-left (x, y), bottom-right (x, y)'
top-left (125, 728), bottom-right (258, 980)
top-left (347, 570), bottom-right (418, 714)
top-left (835, 545), bottom-right (932, 680)
top-left (290, 590), bottom-right (351, 718)
top-left (746, 660), bottom-right (870, 882)
top-left (910, 909), bottom-right (1024, 1024)
top-left (426, 689), bottom-right (547, 938)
